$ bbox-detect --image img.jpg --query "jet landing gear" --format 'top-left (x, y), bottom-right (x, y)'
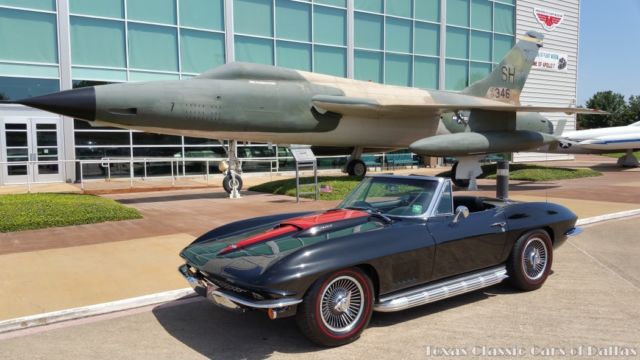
top-left (617, 149), bottom-right (639, 168)
top-left (450, 156), bottom-right (484, 190)
top-left (220, 140), bottom-right (243, 198)
top-left (345, 147), bottom-right (367, 177)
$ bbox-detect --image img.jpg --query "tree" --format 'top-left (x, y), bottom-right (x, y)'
top-left (578, 91), bottom-right (628, 129)
top-left (627, 95), bottom-right (640, 123)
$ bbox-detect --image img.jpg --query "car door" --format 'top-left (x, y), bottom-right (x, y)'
top-left (427, 204), bottom-right (507, 281)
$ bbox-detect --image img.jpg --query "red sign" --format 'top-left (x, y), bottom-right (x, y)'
top-left (533, 8), bottom-right (564, 31)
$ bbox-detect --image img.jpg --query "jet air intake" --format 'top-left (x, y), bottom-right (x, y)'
top-left (409, 131), bottom-right (557, 157)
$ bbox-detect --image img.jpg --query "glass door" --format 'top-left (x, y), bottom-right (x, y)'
top-left (3, 119), bottom-right (30, 184)
top-left (1, 118), bottom-right (62, 184)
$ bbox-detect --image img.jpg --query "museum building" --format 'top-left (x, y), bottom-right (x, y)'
top-left (0, 0), bottom-right (579, 185)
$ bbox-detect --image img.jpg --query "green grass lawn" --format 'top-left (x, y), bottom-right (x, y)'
top-left (601, 151), bottom-right (640, 159)
top-left (248, 176), bottom-right (363, 201)
top-left (250, 164), bottom-right (602, 200)
top-left (437, 163), bottom-right (602, 181)
top-left (0, 193), bottom-right (142, 233)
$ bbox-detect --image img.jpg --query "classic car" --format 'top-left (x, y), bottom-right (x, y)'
top-left (179, 175), bottom-right (580, 346)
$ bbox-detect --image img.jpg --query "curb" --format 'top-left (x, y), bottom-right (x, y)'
top-left (576, 208), bottom-right (640, 226)
top-left (1, 209), bottom-right (639, 335)
top-left (0, 288), bottom-right (194, 334)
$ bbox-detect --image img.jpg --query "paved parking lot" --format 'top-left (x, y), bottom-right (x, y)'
top-left (1, 217), bottom-right (638, 360)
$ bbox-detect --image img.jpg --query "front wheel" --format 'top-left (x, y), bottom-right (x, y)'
top-left (507, 230), bottom-right (553, 291)
top-left (222, 173), bottom-right (243, 193)
top-left (296, 268), bottom-right (374, 347)
top-left (347, 159), bottom-right (367, 177)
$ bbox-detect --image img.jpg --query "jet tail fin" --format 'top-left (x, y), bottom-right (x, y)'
top-left (553, 119), bottom-right (567, 135)
top-left (462, 31), bottom-right (543, 105)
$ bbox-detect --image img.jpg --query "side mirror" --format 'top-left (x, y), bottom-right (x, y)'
top-left (452, 206), bottom-right (469, 224)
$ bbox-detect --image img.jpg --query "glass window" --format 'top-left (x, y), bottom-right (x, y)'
top-left (0, 8), bottom-right (58, 63)
top-left (314, 6), bottom-right (345, 46)
top-left (75, 147), bottom-right (131, 159)
top-left (470, 61), bottom-right (492, 84)
top-left (354, 0), bottom-right (382, 13)
top-left (180, 29), bottom-right (225, 73)
top-left (494, 0), bottom-right (514, 4)
top-left (184, 137), bottom-right (220, 145)
top-left (470, 30), bottom-right (491, 62)
top-left (179, 0), bottom-right (223, 30)
top-left (386, 17), bottom-right (412, 53)
top-left (436, 182), bottom-right (453, 215)
top-left (315, 0), bottom-right (345, 7)
top-left (276, 41), bottom-right (311, 71)
top-left (127, 0), bottom-right (176, 24)
top-left (354, 50), bottom-right (382, 83)
top-left (314, 45), bottom-right (346, 77)
top-left (128, 23), bottom-right (178, 71)
top-left (0, 0), bottom-right (54, 11)
top-left (494, 3), bottom-right (514, 34)
top-left (235, 35), bottom-right (274, 65)
top-left (471, 0), bottom-right (491, 31)
top-left (414, 56), bottom-right (438, 90)
top-left (354, 12), bottom-right (383, 50)
top-left (445, 59), bottom-right (468, 90)
top-left (446, 26), bottom-right (468, 59)
top-left (0, 77), bottom-right (59, 100)
top-left (234, 0), bottom-right (273, 36)
top-left (276, 0), bottom-right (310, 42)
top-left (71, 17), bottom-right (126, 68)
top-left (415, 0), bottom-right (439, 23)
top-left (75, 131), bottom-right (130, 146)
top-left (446, 0), bottom-right (469, 27)
top-left (133, 147), bottom-right (182, 157)
top-left (385, 53), bottom-right (411, 86)
top-left (132, 133), bottom-right (181, 145)
top-left (493, 34), bottom-right (513, 62)
top-left (386, 0), bottom-right (412, 18)
top-left (414, 22), bottom-right (439, 56)
top-left (69, 0), bottom-right (123, 18)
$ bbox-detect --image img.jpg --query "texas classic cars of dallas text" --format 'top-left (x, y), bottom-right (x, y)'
top-left (179, 175), bottom-right (580, 346)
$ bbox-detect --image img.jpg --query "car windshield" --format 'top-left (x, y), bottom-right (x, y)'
top-left (338, 177), bottom-right (440, 217)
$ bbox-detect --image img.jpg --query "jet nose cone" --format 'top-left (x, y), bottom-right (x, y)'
top-left (17, 87), bottom-right (96, 121)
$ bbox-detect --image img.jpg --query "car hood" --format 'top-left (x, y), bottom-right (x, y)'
top-left (180, 209), bottom-right (381, 281)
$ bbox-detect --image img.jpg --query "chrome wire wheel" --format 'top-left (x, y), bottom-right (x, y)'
top-left (522, 237), bottom-right (548, 281)
top-left (319, 275), bottom-right (364, 334)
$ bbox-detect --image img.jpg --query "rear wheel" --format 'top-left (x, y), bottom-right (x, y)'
top-left (347, 159), bottom-right (367, 177)
top-left (296, 268), bottom-right (374, 347)
top-left (507, 230), bottom-right (553, 291)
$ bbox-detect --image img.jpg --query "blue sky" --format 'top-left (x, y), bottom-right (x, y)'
top-left (578, 0), bottom-right (640, 105)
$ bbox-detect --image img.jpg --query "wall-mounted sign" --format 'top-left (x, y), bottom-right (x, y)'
top-left (533, 51), bottom-right (569, 72)
top-left (533, 7), bottom-right (564, 31)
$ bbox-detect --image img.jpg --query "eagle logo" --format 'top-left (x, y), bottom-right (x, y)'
top-left (533, 8), bottom-right (564, 31)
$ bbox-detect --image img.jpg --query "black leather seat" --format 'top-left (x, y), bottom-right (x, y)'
top-left (453, 196), bottom-right (485, 213)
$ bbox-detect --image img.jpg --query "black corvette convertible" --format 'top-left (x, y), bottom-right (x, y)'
top-left (179, 175), bottom-right (580, 346)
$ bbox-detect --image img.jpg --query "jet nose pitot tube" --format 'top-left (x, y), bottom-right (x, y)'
top-left (16, 87), bottom-right (97, 121)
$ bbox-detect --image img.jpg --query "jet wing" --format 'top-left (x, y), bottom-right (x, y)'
top-left (312, 95), bottom-right (608, 116)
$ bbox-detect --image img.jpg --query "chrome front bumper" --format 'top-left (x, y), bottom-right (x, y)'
top-left (178, 265), bottom-right (302, 311)
top-left (565, 227), bottom-right (583, 237)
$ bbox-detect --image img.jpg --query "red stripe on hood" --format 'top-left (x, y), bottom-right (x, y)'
top-left (218, 209), bottom-right (369, 255)
top-left (218, 225), bottom-right (298, 255)
top-left (282, 209), bottom-right (369, 230)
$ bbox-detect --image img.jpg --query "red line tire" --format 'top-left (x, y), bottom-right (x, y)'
top-left (296, 267), bottom-right (374, 347)
top-left (507, 229), bottom-right (553, 291)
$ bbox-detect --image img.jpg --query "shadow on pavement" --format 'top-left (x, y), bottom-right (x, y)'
top-left (152, 297), bottom-right (319, 359)
top-left (116, 191), bottom-right (256, 204)
top-left (153, 284), bottom-right (517, 359)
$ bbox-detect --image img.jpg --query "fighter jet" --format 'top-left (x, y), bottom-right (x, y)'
top-left (13, 30), bottom-right (605, 190)
top-left (548, 121), bottom-right (640, 167)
